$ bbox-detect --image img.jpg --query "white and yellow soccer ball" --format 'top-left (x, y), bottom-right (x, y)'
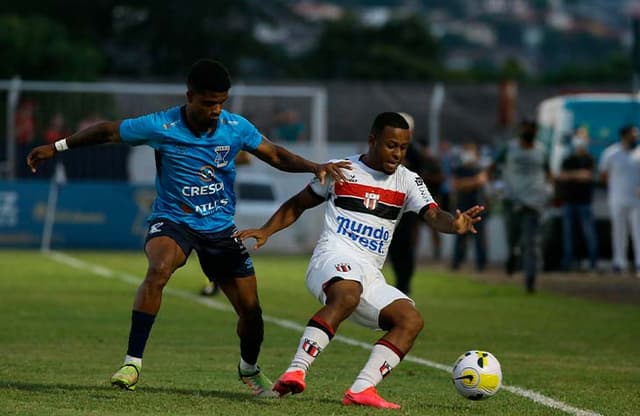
top-left (452, 350), bottom-right (502, 400)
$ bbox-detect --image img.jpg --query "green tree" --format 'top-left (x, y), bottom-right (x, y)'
top-left (300, 14), bottom-right (441, 80)
top-left (0, 14), bottom-right (102, 80)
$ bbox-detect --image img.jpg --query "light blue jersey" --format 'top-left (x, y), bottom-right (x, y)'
top-left (120, 106), bottom-right (262, 232)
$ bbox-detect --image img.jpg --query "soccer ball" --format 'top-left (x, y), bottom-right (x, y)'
top-left (451, 350), bottom-right (502, 400)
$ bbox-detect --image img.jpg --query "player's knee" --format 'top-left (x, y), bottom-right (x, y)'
top-left (396, 308), bottom-right (424, 337)
top-left (145, 262), bottom-right (174, 287)
top-left (239, 304), bottom-right (263, 322)
top-left (328, 292), bottom-right (360, 314)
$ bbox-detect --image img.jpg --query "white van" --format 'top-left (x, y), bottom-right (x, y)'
top-left (536, 93), bottom-right (640, 268)
top-left (537, 92), bottom-right (640, 175)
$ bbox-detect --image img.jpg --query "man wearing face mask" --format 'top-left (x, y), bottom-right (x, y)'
top-left (490, 119), bottom-right (550, 293)
top-left (451, 142), bottom-right (488, 272)
top-left (598, 125), bottom-right (640, 277)
top-left (556, 127), bottom-right (598, 273)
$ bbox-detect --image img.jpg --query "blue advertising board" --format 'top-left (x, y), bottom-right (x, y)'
top-left (0, 181), bottom-right (156, 249)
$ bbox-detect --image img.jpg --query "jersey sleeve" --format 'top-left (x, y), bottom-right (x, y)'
top-left (236, 115), bottom-right (263, 151)
top-left (404, 171), bottom-right (437, 214)
top-left (119, 112), bottom-right (164, 148)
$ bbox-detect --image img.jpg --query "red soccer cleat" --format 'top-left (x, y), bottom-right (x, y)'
top-left (272, 369), bottom-right (306, 397)
top-left (342, 386), bottom-right (401, 409)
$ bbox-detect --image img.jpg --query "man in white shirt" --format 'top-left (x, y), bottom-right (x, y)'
top-left (598, 125), bottom-right (640, 277)
top-left (235, 112), bottom-right (483, 408)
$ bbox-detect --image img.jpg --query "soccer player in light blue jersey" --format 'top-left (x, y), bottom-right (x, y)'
top-left (27, 59), bottom-right (350, 396)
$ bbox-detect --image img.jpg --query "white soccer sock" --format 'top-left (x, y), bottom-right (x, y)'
top-left (287, 326), bottom-right (331, 373)
top-left (350, 343), bottom-right (402, 393)
top-left (239, 358), bottom-right (258, 375)
top-left (124, 355), bottom-right (142, 368)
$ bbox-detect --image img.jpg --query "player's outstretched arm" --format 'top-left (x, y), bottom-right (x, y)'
top-left (422, 205), bottom-right (484, 234)
top-left (234, 186), bottom-right (324, 249)
top-left (251, 136), bottom-right (351, 184)
top-left (27, 121), bottom-right (122, 173)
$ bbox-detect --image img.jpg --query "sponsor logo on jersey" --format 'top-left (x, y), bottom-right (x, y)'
top-left (149, 221), bottom-right (164, 234)
top-left (182, 183), bottom-right (225, 197)
top-left (182, 165), bottom-right (225, 198)
top-left (335, 215), bottom-right (390, 254)
top-left (193, 198), bottom-right (229, 215)
top-left (214, 145), bottom-right (230, 168)
top-left (334, 262), bottom-right (352, 272)
top-left (199, 165), bottom-right (216, 182)
top-left (302, 338), bottom-right (322, 357)
top-left (379, 361), bottom-right (392, 378)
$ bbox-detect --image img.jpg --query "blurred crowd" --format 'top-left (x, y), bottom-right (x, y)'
top-left (388, 114), bottom-right (640, 295)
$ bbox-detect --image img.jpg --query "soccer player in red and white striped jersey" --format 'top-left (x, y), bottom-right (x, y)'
top-left (235, 112), bottom-right (483, 409)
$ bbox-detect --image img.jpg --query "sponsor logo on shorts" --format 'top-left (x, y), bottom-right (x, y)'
top-left (335, 263), bottom-right (351, 272)
top-left (149, 222), bottom-right (164, 234)
top-left (302, 338), bottom-right (322, 357)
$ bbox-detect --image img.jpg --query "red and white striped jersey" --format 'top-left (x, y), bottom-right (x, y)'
top-left (309, 154), bottom-right (437, 270)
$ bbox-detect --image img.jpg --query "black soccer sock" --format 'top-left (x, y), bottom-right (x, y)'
top-left (126, 310), bottom-right (156, 358)
top-left (239, 309), bottom-right (264, 365)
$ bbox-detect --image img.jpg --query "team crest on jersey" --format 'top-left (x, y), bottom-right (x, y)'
top-left (199, 165), bottom-right (216, 182)
top-left (214, 145), bottom-right (230, 168)
top-left (363, 192), bottom-right (380, 210)
top-left (379, 361), bottom-right (392, 378)
top-left (335, 262), bottom-right (351, 272)
top-left (302, 338), bottom-right (322, 357)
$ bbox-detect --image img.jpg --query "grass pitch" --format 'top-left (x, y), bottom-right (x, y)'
top-left (0, 250), bottom-right (638, 415)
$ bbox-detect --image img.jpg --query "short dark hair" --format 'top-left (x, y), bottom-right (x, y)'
top-left (370, 112), bottom-right (409, 138)
top-left (187, 59), bottom-right (231, 93)
top-left (619, 124), bottom-right (636, 138)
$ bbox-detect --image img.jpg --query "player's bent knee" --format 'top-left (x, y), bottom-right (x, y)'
top-left (329, 292), bottom-right (361, 312)
top-left (393, 308), bottom-right (424, 336)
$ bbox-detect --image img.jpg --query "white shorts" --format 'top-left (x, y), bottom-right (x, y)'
top-left (305, 250), bottom-right (413, 330)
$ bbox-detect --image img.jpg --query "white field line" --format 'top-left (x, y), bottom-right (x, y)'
top-left (46, 250), bottom-right (603, 416)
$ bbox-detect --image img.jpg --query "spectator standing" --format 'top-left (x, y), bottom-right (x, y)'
top-left (421, 145), bottom-right (445, 260)
top-left (271, 109), bottom-right (306, 143)
top-left (598, 125), bottom-right (640, 277)
top-left (44, 112), bottom-right (69, 145)
top-left (39, 112), bottom-right (70, 178)
top-left (556, 127), bottom-right (599, 272)
top-left (14, 100), bottom-right (36, 178)
top-left (491, 120), bottom-right (550, 293)
top-left (451, 142), bottom-right (488, 272)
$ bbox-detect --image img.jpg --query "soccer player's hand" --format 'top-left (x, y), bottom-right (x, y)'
top-left (314, 160), bottom-right (352, 184)
top-left (233, 228), bottom-right (270, 249)
top-left (452, 205), bottom-right (484, 234)
top-left (27, 144), bottom-right (56, 173)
